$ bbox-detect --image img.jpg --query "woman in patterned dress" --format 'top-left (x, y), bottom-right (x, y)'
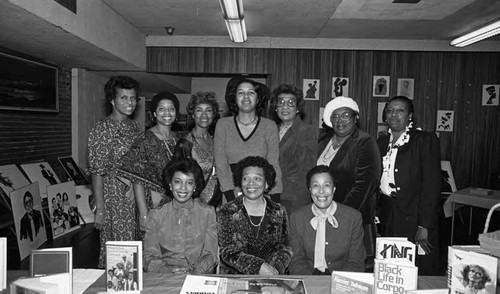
top-left (87, 76), bottom-right (142, 268)
top-left (118, 92), bottom-right (180, 232)
top-left (173, 92), bottom-right (222, 207)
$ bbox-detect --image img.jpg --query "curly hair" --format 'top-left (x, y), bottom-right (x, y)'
top-left (270, 84), bottom-right (305, 122)
top-left (232, 156), bottom-right (276, 193)
top-left (104, 76), bottom-right (140, 103)
top-left (162, 158), bottom-right (205, 199)
top-left (305, 165), bottom-right (336, 190)
top-left (151, 92), bottom-right (179, 116)
top-left (461, 264), bottom-right (491, 290)
top-left (186, 91), bottom-right (220, 116)
top-left (225, 77), bottom-right (270, 115)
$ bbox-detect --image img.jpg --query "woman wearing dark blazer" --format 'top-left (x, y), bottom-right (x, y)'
top-left (270, 84), bottom-right (317, 215)
top-left (377, 96), bottom-right (441, 275)
top-left (317, 97), bottom-right (381, 268)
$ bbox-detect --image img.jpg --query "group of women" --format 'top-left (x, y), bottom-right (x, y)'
top-left (88, 75), bottom-right (441, 276)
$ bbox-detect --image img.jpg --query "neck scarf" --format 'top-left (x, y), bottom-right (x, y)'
top-left (310, 201), bottom-right (339, 272)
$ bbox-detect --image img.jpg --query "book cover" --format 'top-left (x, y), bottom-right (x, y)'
top-left (30, 247), bottom-right (72, 293)
top-left (1, 237), bottom-right (6, 290)
top-left (375, 237), bottom-right (416, 264)
top-left (179, 275), bottom-right (307, 294)
top-left (331, 271), bottom-right (374, 294)
top-left (105, 241), bottom-right (143, 292)
top-left (374, 258), bottom-right (418, 294)
top-left (448, 245), bottom-right (498, 294)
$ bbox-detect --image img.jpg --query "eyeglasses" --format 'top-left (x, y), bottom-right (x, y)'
top-left (330, 112), bottom-right (354, 123)
top-left (276, 98), bottom-right (297, 108)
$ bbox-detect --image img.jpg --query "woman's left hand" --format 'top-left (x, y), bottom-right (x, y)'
top-left (415, 227), bottom-right (432, 255)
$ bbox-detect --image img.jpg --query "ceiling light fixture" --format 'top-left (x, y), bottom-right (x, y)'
top-left (450, 20), bottom-right (500, 47)
top-left (219, 0), bottom-right (247, 43)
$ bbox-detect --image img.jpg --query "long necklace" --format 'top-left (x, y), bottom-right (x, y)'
top-left (243, 197), bottom-right (266, 227)
top-left (237, 115), bottom-right (257, 126)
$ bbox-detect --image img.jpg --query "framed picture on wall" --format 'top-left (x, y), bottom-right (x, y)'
top-left (0, 52), bottom-right (58, 112)
top-left (397, 78), bottom-right (414, 100)
top-left (373, 76), bottom-right (390, 97)
top-left (482, 84), bottom-right (499, 106)
top-left (436, 110), bottom-right (454, 132)
top-left (332, 77), bottom-right (349, 98)
top-left (303, 79), bottom-right (320, 100)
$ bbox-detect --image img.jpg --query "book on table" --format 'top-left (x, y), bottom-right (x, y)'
top-left (374, 258), bottom-right (418, 294)
top-left (30, 247), bottom-right (72, 293)
top-left (105, 241), bottom-right (143, 293)
top-left (375, 237), bottom-right (416, 264)
top-left (10, 272), bottom-right (71, 294)
top-left (331, 270), bottom-right (374, 294)
top-left (179, 275), bottom-right (308, 294)
top-left (447, 245), bottom-right (498, 294)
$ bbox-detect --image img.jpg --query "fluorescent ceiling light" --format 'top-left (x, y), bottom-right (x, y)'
top-left (450, 20), bottom-right (500, 47)
top-left (219, 0), bottom-right (247, 43)
top-left (219, 0), bottom-right (244, 19)
top-left (224, 19), bottom-right (247, 43)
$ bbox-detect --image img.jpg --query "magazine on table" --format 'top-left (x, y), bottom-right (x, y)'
top-left (374, 258), bottom-right (418, 294)
top-left (105, 241), bottom-right (143, 293)
top-left (331, 270), bottom-right (374, 294)
top-left (179, 275), bottom-right (307, 294)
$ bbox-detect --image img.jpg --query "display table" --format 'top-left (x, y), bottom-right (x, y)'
top-left (82, 272), bottom-right (448, 294)
top-left (3, 270), bottom-right (451, 293)
top-left (443, 187), bottom-right (500, 244)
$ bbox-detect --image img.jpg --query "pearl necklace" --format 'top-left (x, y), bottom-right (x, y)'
top-left (237, 115), bottom-right (257, 126)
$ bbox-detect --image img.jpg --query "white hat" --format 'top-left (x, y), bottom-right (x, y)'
top-left (323, 96), bottom-right (360, 127)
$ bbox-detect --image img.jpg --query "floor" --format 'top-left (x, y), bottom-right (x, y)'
top-left (5, 202), bottom-right (500, 273)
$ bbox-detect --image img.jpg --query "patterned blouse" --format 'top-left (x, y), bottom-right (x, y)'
top-left (217, 196), bottom-right (292, 275)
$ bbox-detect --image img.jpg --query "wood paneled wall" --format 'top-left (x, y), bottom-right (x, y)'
top-left (0, 54), bottom-right (71, 181)
top-left (148, 47), bottom-right (500, 189)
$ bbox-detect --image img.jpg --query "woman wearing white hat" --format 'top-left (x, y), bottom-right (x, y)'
top-left (317, 96), bottom-right (381, 269)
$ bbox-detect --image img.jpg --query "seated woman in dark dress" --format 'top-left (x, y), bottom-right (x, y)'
top-left (217, 156), bottom-right (292, 275)
top-left (289, 165), bottom-right (366, 275)
top-left (143, 158), bottom-right (218, 274)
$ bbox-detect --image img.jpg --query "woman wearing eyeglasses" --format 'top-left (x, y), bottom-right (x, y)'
top-left (270, 84), bottom-right (317, 215)
top-left (317, 96), bottom-right (381, 270)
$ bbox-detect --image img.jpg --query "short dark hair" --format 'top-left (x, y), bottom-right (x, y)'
top-left (104, 76), bottom-right (140, 103)
top-left (225, 77), bottom-right (270, 115)
top-left (162, 158), bottom-right (205, 199)
top-left (270, 84), bottom-right (305, 122)
top-left (306, 165), bottom-right (336, 189)
top-left (384, 95), bottom-right (414, 123)
top-left (151, 92), bottom-right (180, 116)
top-left (232, 156), bottom-right (276, 193)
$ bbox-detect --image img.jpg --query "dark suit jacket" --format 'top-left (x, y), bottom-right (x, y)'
top-left (289, 203), bottom-right (366, 274)
top-left (377, 129), bottom-right (441, 231)
top-left (279, 117), bottom-right (317, 213)
top-left (318, 128), bottom-right (381, 226)
top-left (20, 210), bottom-right (44, 241)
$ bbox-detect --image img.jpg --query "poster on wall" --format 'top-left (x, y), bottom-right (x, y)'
top-left (303, 79), bottom-right (320, 100)
top-left (377, 102), bottom-right (387, 123)
top-left (46, 182), bottom-right (80, 238)
top-left (436, 110), bottom-right (454, 132)
top-left (20, 162), bottom-right (60, 198)
top-left (319, 107), bottom-right (325, 129)
top-left (332, 77), bottom-right (349, 98)
top-left (11, 183), bottom-right (47, 260)
top-left (397, 78), bottom-right (414, 100)
top-left (0, 164), bottom-right (30, 198)
top-left (58, 157), bottom-right (89, 186)
top-left (377, 125), bottom-right (389, 139)
top-left (482, 84), bottom-right (499, 106)
top-left (373, 76), bottom-right (390, 97)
